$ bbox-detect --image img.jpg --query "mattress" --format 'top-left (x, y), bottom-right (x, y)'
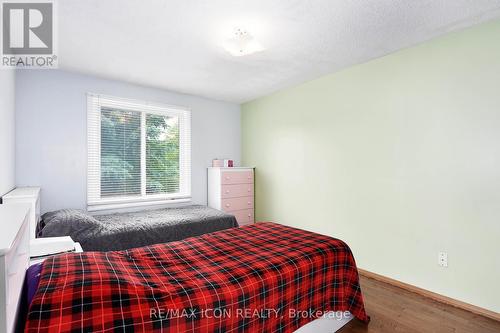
top-left (26, 222), bottom-right (368, 333)
top-left (40, 205), bottom-right (238, 251)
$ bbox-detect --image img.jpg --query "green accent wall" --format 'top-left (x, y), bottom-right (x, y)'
top-left (242, 19), bottom-right (500, 312)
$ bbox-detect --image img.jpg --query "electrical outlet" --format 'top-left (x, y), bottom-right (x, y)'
top-left (438, 252), bottom-right (448, 267)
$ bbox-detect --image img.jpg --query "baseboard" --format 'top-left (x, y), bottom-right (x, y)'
top-left (358, 268), bottom-right (500, 323)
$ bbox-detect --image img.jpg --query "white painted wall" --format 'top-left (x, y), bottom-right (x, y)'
top-left (0, 70), bottom-right (16, 197)
top-left (15, 70), bottom-right (241, 213)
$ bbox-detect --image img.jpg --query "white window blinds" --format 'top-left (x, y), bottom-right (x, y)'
top-left (87, 94), bottom-right (191, 210)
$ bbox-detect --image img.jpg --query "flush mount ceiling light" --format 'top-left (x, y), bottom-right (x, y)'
top-left (223, 28), bottom-right (265, 57)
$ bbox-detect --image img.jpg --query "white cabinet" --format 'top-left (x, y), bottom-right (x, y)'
top-left (0, 204), bottom-right (30, 333)
top-left (2, 187), bottom-right (40, 240)
top-left (208, 167), bottom-right (255, 226)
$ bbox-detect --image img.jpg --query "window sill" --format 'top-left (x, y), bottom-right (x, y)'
top-left (87, 198), bottom-right (192, 213)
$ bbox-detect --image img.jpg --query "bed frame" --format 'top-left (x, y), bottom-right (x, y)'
top-left (0, 202), bottom-right (353, 333)
top-left (297, 312), bottom-right (353, 332)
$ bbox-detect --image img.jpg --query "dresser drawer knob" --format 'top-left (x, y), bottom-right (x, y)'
top-left (247, 188), bottom-right (251, 192)
top-left (247, 214), bottom-right (251, 217)
top-left (225, 204), bottom-right (230, 207)
top-left (247, 201), bottom-right (251, 205)
top-left (225, 190), bottom-right (230, 194)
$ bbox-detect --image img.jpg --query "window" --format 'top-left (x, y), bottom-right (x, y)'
top-left (87, 94), bottom-right (191, 211)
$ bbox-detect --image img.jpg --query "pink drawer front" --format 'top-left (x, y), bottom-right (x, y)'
top-left (221, 170), bottom-right (253, 185)
top-left (232, 209), bottom-right (254, 226)
top-left (222, 196), bottom-right (254, 212)
top-left (221, 184), bottom-right (254, 199)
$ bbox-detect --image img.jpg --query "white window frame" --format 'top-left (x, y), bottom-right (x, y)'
top-left (87, 93), bottom-right (191, 212)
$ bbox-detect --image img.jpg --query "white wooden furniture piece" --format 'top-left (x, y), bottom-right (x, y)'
top-left (2, 187), bottom-right (40, 240)
top-left (294, 312), bottom-right (353, 332)
top-left (0, 204), bottom-right (30, 333)
top-left (29, 239), bottom-right (83, 265)
top-left (30, 236), bottom-right (76, 257)
top-left (2, 187), bottom-right (83, 265)
top-left (208, 167), bottom-right (255, 226)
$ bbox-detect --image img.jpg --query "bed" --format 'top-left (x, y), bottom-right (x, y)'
top-left (38, 205), bottom-right (238, 251)
top-left (24, 222), bottom-right (369, 332)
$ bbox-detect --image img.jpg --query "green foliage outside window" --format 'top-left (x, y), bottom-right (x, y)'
top-left (100, 108), bottom-right (180, 198)
top-left (146, 114), bottom-right (180, 194)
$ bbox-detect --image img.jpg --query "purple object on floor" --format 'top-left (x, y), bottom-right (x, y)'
top-left (16, 263), bottom-right (43, 332)
top-left (26, 262), bottom-right (43, 305)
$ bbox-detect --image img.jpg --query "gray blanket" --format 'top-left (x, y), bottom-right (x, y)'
top-left (40, 205), bottom-right (238, 251)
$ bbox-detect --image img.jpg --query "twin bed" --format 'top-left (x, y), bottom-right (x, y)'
top-left (25, 222), bottom-right (368, 332)
top-left (38, 205), bottom-right (238, 251)
top-left (14, 205), bottom-right (369, 332)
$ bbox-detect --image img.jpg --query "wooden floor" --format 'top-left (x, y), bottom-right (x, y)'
top-left (340, 275), bottom-right (500, 333)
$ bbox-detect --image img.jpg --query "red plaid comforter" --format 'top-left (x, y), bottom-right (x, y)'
top-left (26, 222), bottom-right (368, 332)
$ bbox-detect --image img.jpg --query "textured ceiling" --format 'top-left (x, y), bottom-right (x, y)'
top-left (58, 0), bottom-right (500, 103)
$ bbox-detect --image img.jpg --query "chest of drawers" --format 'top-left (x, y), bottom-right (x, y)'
top-left (208, 167), bottom-right (254, 226)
